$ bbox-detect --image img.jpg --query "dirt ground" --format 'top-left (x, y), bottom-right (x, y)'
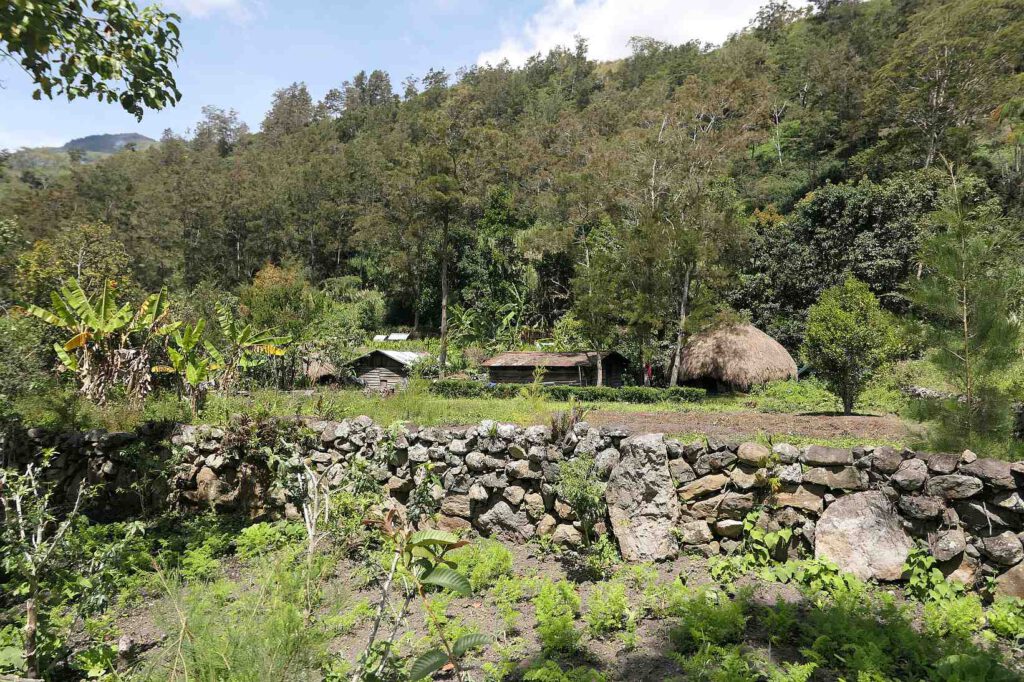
top-left (587, 409), bottom-right (915, 444)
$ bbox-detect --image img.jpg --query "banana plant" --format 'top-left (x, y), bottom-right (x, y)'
top-left (21, 279), bottom-right (178, 404)
top-left (356, 511), bottom-right (490, 682)
top-left (155, 320), bottom-right (216, 416)
top-left (206, 303), bottom-right (290, 390)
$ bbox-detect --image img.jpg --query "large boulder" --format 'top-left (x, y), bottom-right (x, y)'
top-left (814, 490), bottom-right (913, 581)
top-left (605, 433), bottom-right (680, 561)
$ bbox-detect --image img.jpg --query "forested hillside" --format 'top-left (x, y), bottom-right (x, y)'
top-left (1, 0), bottom-right (1022, 386)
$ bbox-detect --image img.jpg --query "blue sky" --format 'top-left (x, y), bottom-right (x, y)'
top-left (0, 0), bottom-right (789, 149)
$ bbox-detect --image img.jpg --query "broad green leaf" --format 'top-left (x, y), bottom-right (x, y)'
top-left (452, 633), bottom-right (490, 658)
top-left (407, 648), bottom-right (449, 681)
top-left (420, 566), bottom-right (471, 597)
top-left (54, 342), bottom-right (79, 371)
top-left (409, 529), bottom-right (462, 548)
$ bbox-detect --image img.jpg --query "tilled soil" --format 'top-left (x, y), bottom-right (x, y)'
top-left (587, 409), bottom-right (915, 444)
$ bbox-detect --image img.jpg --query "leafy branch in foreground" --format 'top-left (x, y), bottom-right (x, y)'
top-left (355, 510), bottom-right (489, 681)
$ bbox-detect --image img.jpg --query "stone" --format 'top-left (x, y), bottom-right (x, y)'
top-left (898, 495), bottom-right (945, 519)
top-left (778, 463), bottom-right (803, 485)
top-left (387, 476), bottom-right (413, 494)
top-left (955, 500), bottom-right (1019, 530)
top-left (958, 459), bottom-right (1016, 489)
top-left (713, 519), bottom-right (744, 538)
top-left (449, 439), bottom-right (469, 455)
top-left (926, 474), bottom-right (983, 500)
top-left (595, 448), bottom-right (621, 479)
top-left (775, 485), bottom-right (824, 514)
top-left (523, 492), bottom-right (546, 520)
top-left (506, 459), bottom-right (541, 480)
top-left (871, 446), bottom-right (903, 474)
top-left (991, 491), bottom-right (1024, 513)
top-left (960, 449), bottom-right (978, 464)
top-left (815, 491), bottom-right (913, 581)
top-left (408, 444), bottom-right (430, 463)
top-left (772, 443), bottom-right (800, 464)
top-left (477, 501), bottom-right (533, 541)
top-left (919, 452), bottom-right (959, 475)
top-left (554, 499), bottom-right (576, 521)
top-left (669, 458), bottom-right (696, 485)
top-left (802, 466), bottom-right (868, 491)
top-left (503, 485), bottom-right (526, 506)
top-left (508, 443), bottom-right (527, 459)
top-left (891, 458), bottom-right (928, 492)
top-left (438, 516), bottom-right (472, 532)
top-left (551, 524), bottom-right (582, 546)
top-left (979, 531), bottom-right (1024, 566)
top-left (729, 467), bottom-right (761, 491)
top-left (677, 520), bottom-right (714, 545)
top-left (737, 442), bottom-right (771, 467)
top-left (802, 445), bottom-right (853, 467)
top-left (605, 433), bottom-right (681, 561)
top-left (931, 529), bottom-right (967, 562)
top-left (468, 482), bottom-right (489, 502)
top-left (690, 492), bottom-right (755, 521)
top-left (694, 450), bottom-right (737, 476)
top-left (942, 552), bottom-right (980, 587)
top-left (536, 514), bottom-right (558, 537)
top-left (679, 473), bottom-right (729, 500)
top-left (995, 563), bottom-right (1024, 599)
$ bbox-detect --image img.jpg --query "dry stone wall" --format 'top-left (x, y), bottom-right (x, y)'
top-left (9, 416), bottom-right (1024, 597)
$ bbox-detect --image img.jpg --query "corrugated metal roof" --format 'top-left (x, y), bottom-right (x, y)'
top-left (386, 333), bottom-right (411, 341)
top-left (482, 351), bottom-right (616, 368)
top-left (369, 350), bottom-right (430, 366)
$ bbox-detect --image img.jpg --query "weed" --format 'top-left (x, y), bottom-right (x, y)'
top-left (490, 575), bottom-right (526, 636)
top-left (555, 454), bottom-right (606, 544)
top-left (533, 579), bottom-right (582, 653)
top-left (670, 588), bottom-right (748, 654)
top-left (523, 659), bottom-right (607, 682)
top-left (987, 597), bottom-right (1024, 641)
top-left (235, 521), bottom-right (305, 561)
top-left (451, 538), bottom-right (514, 593)
top-left (922, 594), bottom-right (984, 641)
top-left (585, 581), bottom-right (634, 636)
top-left (902, 544), bottom-right (965, 602)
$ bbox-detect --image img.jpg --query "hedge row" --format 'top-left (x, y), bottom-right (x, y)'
top-left (429, 379), bottom-right (705, 403)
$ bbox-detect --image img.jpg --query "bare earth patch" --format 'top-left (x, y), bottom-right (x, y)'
top-left (587, 409), bottom-right (914, 444)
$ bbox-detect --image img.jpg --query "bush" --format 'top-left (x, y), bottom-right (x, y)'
top-left (669, 588), bottom-right (747, 654)
top-left (450, 539), bottom-right (514, 593)
top-left (533, 579), bottom-right (582, 653)
top-left (428, 379), bottom-right (705, 404)
top-left (922, 595), bottom-right (984, 641)
top-left (801, 277), bottom-right (899, 415)
top-left (235, 521), bottom-right (304, 561)
top-left (556, 455), bottom-right (606, 544)
top-left (523, 660), bottom-right (607, 682)
top-left (585, 581), bottom-right (633, 636)
top-left (987, 598), bottom-right (1024, 641)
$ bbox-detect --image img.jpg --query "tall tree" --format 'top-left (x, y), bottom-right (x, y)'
top-left (0, 0), bottom-right (182, 117)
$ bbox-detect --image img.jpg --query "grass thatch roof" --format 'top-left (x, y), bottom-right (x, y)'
top-left (679, 323), bottom-right (797, 391)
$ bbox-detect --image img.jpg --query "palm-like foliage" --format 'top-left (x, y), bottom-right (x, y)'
top-left (206, 303), bottom-right (289, 389)
top-left (22, 279), bottom-right (178, 404)
top-left (161, 320), bottom-right (215, 416)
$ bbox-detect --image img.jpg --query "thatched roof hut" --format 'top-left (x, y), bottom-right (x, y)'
top-left (679, 324), bottom-right (797, 392)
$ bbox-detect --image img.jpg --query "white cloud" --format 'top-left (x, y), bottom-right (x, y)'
top-left (165, 0), bottom-right (254, 21)
top-left (0, 130), bottom-right (66, 150)
top-left (478, 0), bottom-right (805, 66)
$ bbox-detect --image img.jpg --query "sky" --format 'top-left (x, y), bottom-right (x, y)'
top-left (0, 0), bottom-right (796, 150)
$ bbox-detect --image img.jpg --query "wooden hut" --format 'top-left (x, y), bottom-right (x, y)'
top-left (482, 351), bottom-right (627, 387)
top-left (678, 324), bottom-right (797, 392)
top-left (349, 350), bottom-right (430, 391)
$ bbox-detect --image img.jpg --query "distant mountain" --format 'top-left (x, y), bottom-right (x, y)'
top-left (62, 133), bottom-right (156, 154)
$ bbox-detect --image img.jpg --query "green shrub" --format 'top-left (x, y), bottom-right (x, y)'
top-left (751, 378), bottom-right (840, 414)
top-left (556, 455), bottom-right (606, 544)
top-left (235, 521), bottom-right (304, 561)
top-left (922, 595), bottom-right (984, 641)
top-left (451, 539), bottom-right (514, 593)
top-left (669, 588), bottom-right (748, 654)
top-left (585, 581), bottom-right (633, 636)
top-left (987, 597), bottom-right (1024, 641)
top-left (533, 579), bottom-right (581, 653)
top-left (523, 659), bottom-right (607, 682)
top-left (428, 379), bottom-right (705, 404)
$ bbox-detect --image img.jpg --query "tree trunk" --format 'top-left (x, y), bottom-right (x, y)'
top-left (843, 392), bottom-right (854, 416)
top-left (24, 581), bottom-right (38, 679)
top-left (437, 221), bottom-right (450, 380)
top-left (669, 266), bottom-right (693, 388)
top-left (596, 351), bottom-right (603, 387)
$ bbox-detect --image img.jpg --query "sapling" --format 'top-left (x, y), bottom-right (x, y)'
top-left (0, 450), bottom-right (88, 678)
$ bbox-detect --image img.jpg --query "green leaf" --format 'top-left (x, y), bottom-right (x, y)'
top-left (409, 529), bottom-right (462, 548)
top-left (420, 566), bottom-right (471, 597)
top-left (452, 633), bottom-right (490, 658)
top-left (407, 648), bottom-right (449, 681)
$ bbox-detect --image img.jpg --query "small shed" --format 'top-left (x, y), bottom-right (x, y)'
top-left (349, 350), bottom-right (430, 390)
top-left (481, 351), bottom-right (627, 387)
top-left (679, 324), bottom-right (797, 392)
